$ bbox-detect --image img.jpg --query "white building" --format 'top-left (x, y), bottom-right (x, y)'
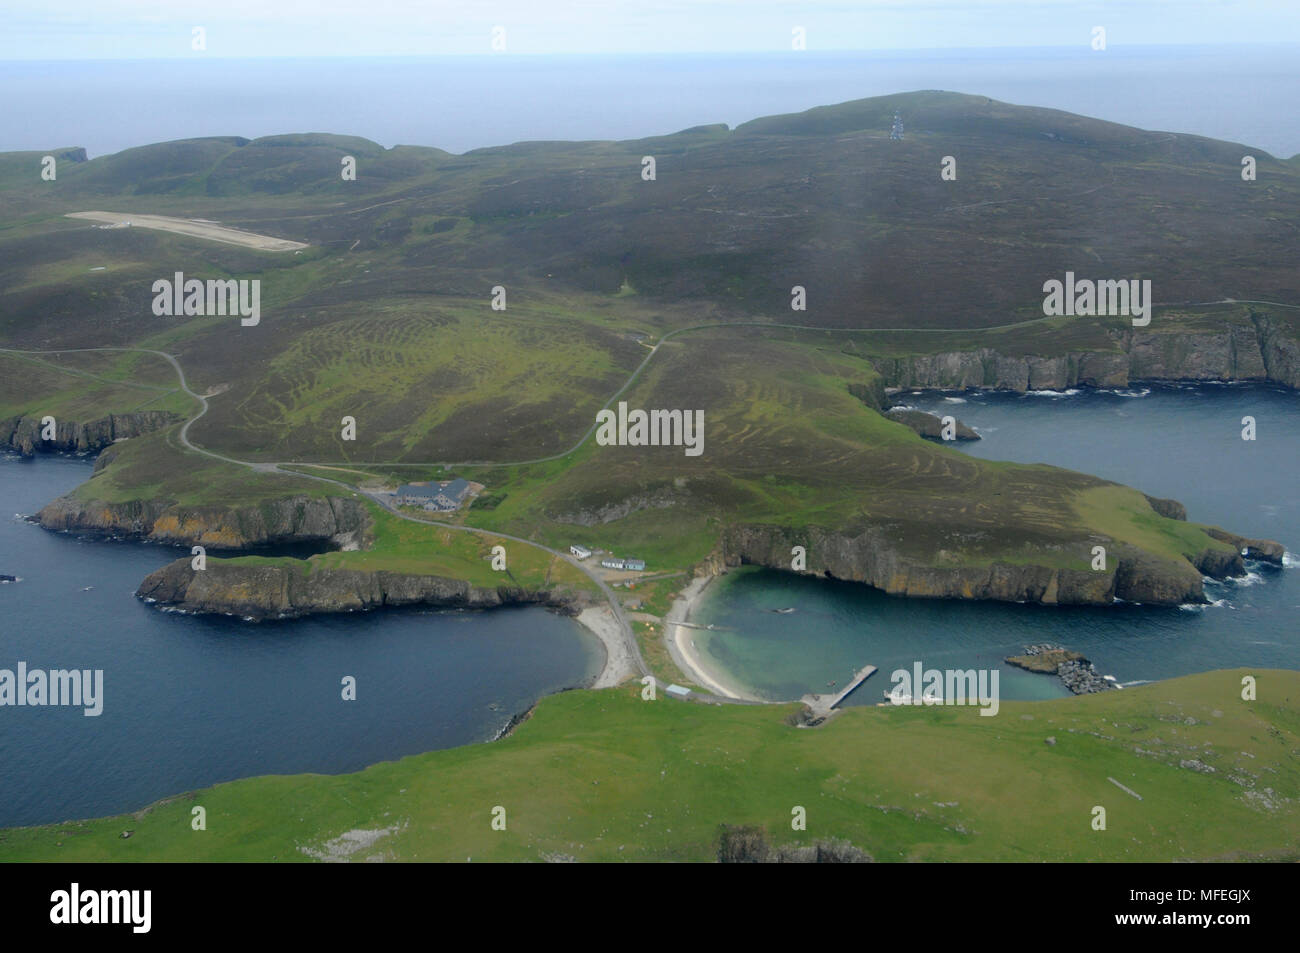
top-left (570, 545), bottom-right (592, 559)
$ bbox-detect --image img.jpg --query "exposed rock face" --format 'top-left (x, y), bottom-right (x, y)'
top-left (1, 412), bottom-right (177, 456)
top-left (1203, 527), bottom-right (1287, 564)
top-left (872, 318), bottom-right (1299, 392)
top-left (549, 487), bottom-right (680, 526)
top-left (36, 493), bottom-right (370, 551)
top-left (136, 558), bottom-right (587, 621)
top-left (717, 825), bottom-right (872, 863)
top-left (720, 522), bottom-right (1228, 607)
top-left (1143, 494), bottom-right (1187, 521)
top-left (885, 408), bottom-right (980, 440)
top-left (1007, 643), bottom-right (1114, 694)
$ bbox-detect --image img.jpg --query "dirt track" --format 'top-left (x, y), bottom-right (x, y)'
top-left (66, 211), bottom-right (308, 251)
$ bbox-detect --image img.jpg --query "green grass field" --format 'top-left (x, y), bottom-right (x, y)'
top-left (2, 670), bottom-right (1294, 862)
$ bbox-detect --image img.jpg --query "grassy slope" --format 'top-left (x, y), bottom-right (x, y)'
top-left (53, 316), bottom-right (1236, 583)
top-left (2, 670), bottom-right (1295, 862)
top-left (260, 507), bottom-right (596, 593)
top-left (0, 349), bottom-right (193, 421)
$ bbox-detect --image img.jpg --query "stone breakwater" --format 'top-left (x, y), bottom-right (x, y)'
top-left (1007, 643), bottom-right (1114, 694)
top-left (135, 558), bottom-right (591, 622)
top-left (1, 411), bottom-right (177, 456)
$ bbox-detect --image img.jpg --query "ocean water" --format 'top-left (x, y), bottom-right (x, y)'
top-left (693, 384), bottom-right (1299, 703)
top-left (0, 453), bottom-right (601, 828)
top-left (2, 45), bottom-right (1298, 159)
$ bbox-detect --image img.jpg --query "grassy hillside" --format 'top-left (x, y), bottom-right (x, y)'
top-left (2, 90), bottom-right (1298, 352)
top-left (2, 670), bottom-right (1295, 862)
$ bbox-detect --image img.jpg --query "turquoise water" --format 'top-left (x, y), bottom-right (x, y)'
top-left (693, 384), bottom-right (1299, 703)
top-left (0, 453), bottom-right (602, 827)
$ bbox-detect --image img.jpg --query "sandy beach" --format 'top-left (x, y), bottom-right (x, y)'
top-left (578, 605), bottom-right (639, 689)
top-left (664, 574), bottom-right (765, 702)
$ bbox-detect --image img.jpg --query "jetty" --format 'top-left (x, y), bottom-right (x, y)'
top-left (801, 664), bottom-right (877, 717)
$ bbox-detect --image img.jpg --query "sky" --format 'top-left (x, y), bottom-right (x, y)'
top-left (2, 0), bottom-right (1298, 59)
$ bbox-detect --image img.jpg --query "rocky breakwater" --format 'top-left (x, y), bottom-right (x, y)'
top-left (719, 517), bottom-right (1283, 608)
top-left (1, 411), bottom-right (177, 456)
top-left (36, 493), bottom-right (370, 552)
top-left (136, 558), bottom-right (589, 621)
top-left (1006, 644), bottom-right (1114, 694)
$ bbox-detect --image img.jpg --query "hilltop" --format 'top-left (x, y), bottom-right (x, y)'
top-left (0, 90), bottom-right (1293, 634)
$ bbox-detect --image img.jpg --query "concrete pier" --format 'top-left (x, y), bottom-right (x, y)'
top-left (801, 664), bottom-right (877, 717)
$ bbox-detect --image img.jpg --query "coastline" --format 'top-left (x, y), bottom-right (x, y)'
top-left (578, 605), bottom-right (638, 689)
top-left (665, 573), bottom-right (766, 703)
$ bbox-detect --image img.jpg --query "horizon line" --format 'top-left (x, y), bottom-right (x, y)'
top-left (5, 40), bottom-right (1300, 63)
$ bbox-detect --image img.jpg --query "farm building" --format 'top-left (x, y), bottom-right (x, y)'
top-left (395, 478), bottom-right (471, 511)
top-left (569, 545), bottom-right (592, 559)
top-left (600, 556), bottom-right (646, 571)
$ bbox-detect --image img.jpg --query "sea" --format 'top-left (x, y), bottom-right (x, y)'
top-left (0, 453), bottom-right (601, 828)
top-left (691, 384), bottom-right (1299, 703)
top-left (2, 45), bottom-right (1299, 827)
top-left (1, 45), bottom-right (1298, 159)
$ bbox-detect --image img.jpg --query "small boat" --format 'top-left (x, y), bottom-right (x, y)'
top-left (770, 607), bottom-right (797, 614)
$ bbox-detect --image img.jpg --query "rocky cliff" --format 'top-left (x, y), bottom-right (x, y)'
top-left (872, 316), bottom-right (1300, 392)
top-left (884, 408), bottom-right (980, 440)
top-left (136, 558), bottom-right (588, 621)
top-left (718, 519), bottom-right (1282, 608)
top-left (36, 493), bottom-right (370, 550)
top-left (1, 411), bottom-right (177, 456)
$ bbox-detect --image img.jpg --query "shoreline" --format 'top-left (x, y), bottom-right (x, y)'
top-left (665, 573), bottom-right (766, 703)
top-left (577, 604), bottom-right (638, 689)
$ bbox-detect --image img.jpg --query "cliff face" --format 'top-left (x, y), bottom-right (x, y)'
top-left (1, 411), bottom-right (177, 456)
top-left (136, 558), bottom-right (588, 621)
top-left (884, 408), bottom-right (980, 440)
top-left (36, 494), bottom-right (370, 550)
top-left (717, 521), bottom-right (1278, 608)
top-left (872, 318), bottom-right (1299, 392)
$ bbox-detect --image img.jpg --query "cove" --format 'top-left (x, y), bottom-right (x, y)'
top-left (691, 384), bottom-right (1299, 703)
top-left (0, 453), bottom-right (602, 828)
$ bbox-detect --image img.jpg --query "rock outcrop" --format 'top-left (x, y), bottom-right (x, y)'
top-left (36, 493), bottom-right (370, 551)
top-left (136, 558), bottom-right (588, 621)
top-left (1203, 527), bottom-right (1287, 564)
top-left (872, 317), bottom-right (1300, 392)
top-left (1007, 644), bottom-right (1114, 694)
top-left (1142, 494), bottom-right (1187, 521)
top-left (717, 825), bottom-right (872, 863)
top-left (717, 520), bottom-right (1272, 608)
top-left (885, 408), bottom-right (980, 440)
top-left (1, 411), bottom-right (177, 456)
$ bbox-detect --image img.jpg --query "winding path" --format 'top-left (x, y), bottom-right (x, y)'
top-left (5, 293), bottom-right (1295, 698)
